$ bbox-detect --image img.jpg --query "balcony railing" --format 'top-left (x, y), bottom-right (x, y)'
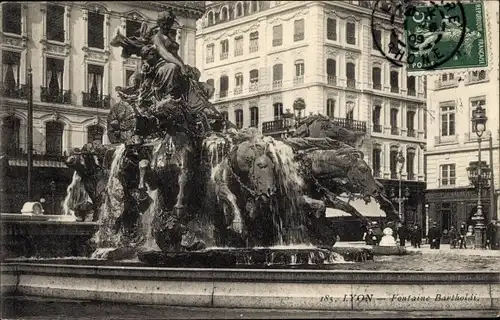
top-left (262, 119), bottom-right (287, 135)
top-left (391, 126), bottom-right (399, 135)
top-left (82, 92), bottom-right (110, 109)
top-left (407, 128), bottom-right (416, 137)
top-left (5, 147), bottom-right (67, 161)
top-left (249, 44), bottom-right (258, 53)
top-left (391, 86), bottom-right (399, 93)
top-left (294, 33), bottom-right (304, 41)
top-left (390, 171), bottom-right (398, 179)
top-left (249, 82), bottom-right (259, 92)
top-left (407, 89), bottom-right (416, 96)
top-left (206, 56), bottom-right (214, 63)
top-left (331, 117), bottom-right (366, 132)
top-left (407, 173), bottom-right (416, 181)
top-left (234, 86), bottom-right (243, 95)
top-left (0, 82), bottom-right (27, 99)
top-left (234, 48), bottom-right (243, 56)
top-left (373, 83), bottom-right (382, 90)
top-left (293, 76), bottom-right (304, 85)
top-left (346, 79), bottom-right (356, 89)
top-left (327, 75), bottom-right (337, 85)
top-left (40, 87), bottom-right (72, 104)
top-left (272, 38), bottom-right (282, 46)
top-left (219, 90), bottom-right (228, 98)
top-left (272, 80), bottom-right (282, 89)
top-left (373, 124), bottom-right (382, 133)
top-left (220, 52), bottom-right (228, 60)
top-left (373, 170), bottom-right (381, 178)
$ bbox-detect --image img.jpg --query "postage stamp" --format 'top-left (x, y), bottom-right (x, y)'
top-left (370, 0), bottom-right (488, 72)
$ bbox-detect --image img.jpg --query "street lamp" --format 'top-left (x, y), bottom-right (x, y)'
top-left (389, 151), bottom-right (407, 223)
top-left (283, 98), bottom-right (306, 137)
top-left (469, 102), bottom-right (488, 248)
top-left (466, 161), bottom-right (491, 248)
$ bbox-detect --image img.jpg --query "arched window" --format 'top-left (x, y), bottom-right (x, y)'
top-left (251, 1), bottom-right (258, 13)
top-left (406, 148), bottom-right (416, 180)
top-left (235, 109), bottom-right (244, 128)
top-left (326, 59), bottom-right (336, 85)
top-left (326, 99), bottom-right (335, 118)
top-left (249, 31), bottom-right (259, 52)
top-left (390, 70), bottom-right (399, 92)
top-left (372, 105), bottom-right (382, 132)
top-left (207, 11), bottom-right (214, 26)
top-left (407, 75), bottom-right (416, 95)
top-left (273, 102), bottom-right (283, 120)
top-left (272, 63), bottom-right (283, 88)
top-left (220, 7), bottom-right (229, 22)
top-left (346, 62), bottom-right (356, 88)
top-left (45, 121), bottom-right (64, 155)
top-left (2, 116), bottom-right (21, 155)
top-left (372, 67), bottom-right (382, 89)
top-left (236, 3), bottom-right (243, 17)
top-left (250, 106), bottom-right (259, 127)
top-left (219, 75), bottom-right (229, 98)
top-left (87, 125), bottom-right (104, 144)
top-left (372, 145), bottom-right (382, 177)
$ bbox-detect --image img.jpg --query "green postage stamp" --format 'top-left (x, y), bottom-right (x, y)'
top-left (405, 1), bottom-right (488, 72)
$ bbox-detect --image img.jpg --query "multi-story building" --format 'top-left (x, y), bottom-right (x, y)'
top-left (425, 1), bottom-right (499, 232)
top-left (0, 1), bottom-right (204, 213)
top-left (196, 0), bottom-right (427, 225)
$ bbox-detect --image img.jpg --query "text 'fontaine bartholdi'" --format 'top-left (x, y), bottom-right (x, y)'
top-left (391, 293), bottom-right (479, 302)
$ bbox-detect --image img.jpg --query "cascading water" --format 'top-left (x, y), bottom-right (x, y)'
top-left (62, 171), bottom-right (89, 218)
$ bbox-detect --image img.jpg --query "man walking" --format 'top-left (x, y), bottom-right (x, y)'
top-left (428, 222), bottom-right (441, 249)
top-left (412, 224), bottom-right (422, 248)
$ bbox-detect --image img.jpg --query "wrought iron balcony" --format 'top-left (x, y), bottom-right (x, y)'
top-left (373, 124), bottom-right (382, 133)
top-left (206, 56), bottom-right (214, 63)
top-left (219, 90), bottom-right (228, 98)
top-left (293, 76), bottom-right (304, 85)
top-left (346, 79), bottom-right (356, 89)
top-left (294, 33), bottom-right (304, 41)
top-left (407, 128), bottom-right (416, 137)
top-left (390, 171), bottom-right (398, 179)
top-left (407, 89), bottom-right (416, 96)
top-left (220, 52), bottom-right (228, 60)
top-left (327, 75), bottom-right (337, 85)
top-left (272, 80), bottom-right (282, 89)
top-left (249, 82), bottom-right (258, 92)
top-left (331, 117), bottom-right (366, 132)
top-left (0, 82), bottom-right (27, 99)
top-left (234, 48), bottom-right (243, 56)
top-left (234, 86), bottom-right (243, 95)
top-left (407, 173), bottom-right (416, 181)
top-left (391, 86), bottom-right (399, 93)
top-left (272, 38), bottom-right (283, 46)
top-left (373, 83), bottom-right (382, 90)
top-left (82, 92), bottom-right (110, 109)
top-left (249, 44), bottom-right (259, 53)
top-left (391, 126), bottom-right (399, 135)
top-left (262, 119), bottom-right (287, 135)
top-left (373, 170), bottom-right (381, 178)
top-left (40, 87), bottom-right (72, 104)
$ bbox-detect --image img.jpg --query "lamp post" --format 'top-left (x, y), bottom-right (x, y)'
top-left (392, 151), bottom-right (407, 223)
top-left (283, 98), bottom-right (306, 137)
top-left (469, 102), bottom-right (488, 248)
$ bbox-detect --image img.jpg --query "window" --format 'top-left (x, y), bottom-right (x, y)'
top-left (250, 106), bottom-right (259, 127)
top-left (390, 108), bottom-right (398, 129)
top-left (207, 11), bottom-right (214, 26)
top-left (389, 31), bottom-right (399, 53)
top-left (125, 69), bottom-right (135, 86)
top-left (406, 149), bottom-right (415, 179)
top-left (47, 4), bottom-right (65, 42)
top-left (250, 1), bottom-right (258, 13)
top-left (390, 70), bottom-right (399, 92)
top-left (273, 102), bottom-right (283, 120)
top-left (88, 12), bottom-right (104, 49)
top-left (372, 147), bottom-right (382, 175)
top-left (2, 3), bottom-right (21, 35)
top-left (440, 164), bottom-right (456, 186)
top-left (470, 70), bottom-right (487, 82)
top-left (220, 40), bottom-right (229, 59)
top-left (407, 76), bottom-right (416, 95)
top-left (294, 19), bottom-right (304, 41)
top-left (235, 3), bottom-right (243, 17)
top-left (440, 105), bottom-right (455, 136)
top-left (46, 58), bottom-right (64, 99)
top-left (234, 36), bottom-right (243, 56)
top-left (272, 63), bottom-right (283, 88)
top-left (219, 75), bottom-right (228, 98)
top-left (470, 99), bottom-right (486, 134)
top-left (2, 116), bottom-right (21, 155)
top-left (441, 73), bottom-right (454, 82)
top-left (346, 22), bottom-right (356, 45)
top-left (2, 51), bottom-right (21, 93)
top-left (372, 67), bottom-right (382, 89)
top-left (126, 19), bottom-right (142, 37)
top-left (326, 59), bottom-right (336, 85)
top-left (220, 7), bottom-right (229, 22)
top-left (45, 121), bottom-right (64, 155)
top-left (390, 149), bottom-right (399, 175)
top-left (372, 29), bottom-right (381, 49)
top-left (372, 106), bottom-right (381, 132)
top-left (346, 62), bottom-right (356, 88)
top-left (87, 125), bottom-right (104, 143)
top-left (234, 73), bottom-right (243, 94)
top-left (346, 106), bottom-right (354, 121)
top-left (272, 25), bottom-right (283, 46)
top-left (326, 18), bottom-right (337, 41)
top-left (249, 69), bottom-right (258, 91)
top-left (326, 99), bottom-right (335, 118)
top-left (294, 60), bottom-right (304, 80)
top-left (407, 110), bottom-right (416, 136)
top-left (87, 64), bottom-right (104, 99)
top-left (221, 111), bottom-right (229, 122)
top-left (249, 31), bottom-right (259, 52)
top-left (235, 109), bottom-right (243, 129)
top-left (206, 44), bottom-right (214, 63)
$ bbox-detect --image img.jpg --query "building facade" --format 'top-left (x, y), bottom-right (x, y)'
top-left (196, 0), bottom-right (427, 225)
top-left (0, 1), bottom-right (204, 213)
top-left (424, 1), bottom-right (499, 232)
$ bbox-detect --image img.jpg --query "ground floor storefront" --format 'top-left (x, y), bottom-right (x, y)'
top-left (425, 188), bottom-right (498, 234)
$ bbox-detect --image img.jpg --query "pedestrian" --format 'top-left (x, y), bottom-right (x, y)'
top-left (412, 224), bottom-right (422, 248)
top-left (427, 222), bottom-right (442, 249)
top-left (458, 222), bottom-right (467, 249)
top-left (449, 226), bottom-right (458, 249)
top-left (397, 224), bottom-right (407, 247)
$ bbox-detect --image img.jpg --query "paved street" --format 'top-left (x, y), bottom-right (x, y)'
top-left (2, 296), bottom-right (498, 319)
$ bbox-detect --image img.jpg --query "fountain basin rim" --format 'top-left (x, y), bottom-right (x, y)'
top-left (2, 262), bottom-right (499, 284)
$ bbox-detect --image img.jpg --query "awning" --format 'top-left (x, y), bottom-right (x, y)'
top-left (8, 159), bottom-right (67, 168)
top-left (325, 196), bottom-right (386, 218)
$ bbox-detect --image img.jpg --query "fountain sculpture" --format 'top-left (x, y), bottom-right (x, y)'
top-left (63, 10), bottom-right (397, 266)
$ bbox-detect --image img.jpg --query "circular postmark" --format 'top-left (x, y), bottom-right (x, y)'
top-left (370, 0), bottom-right (467, 70)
